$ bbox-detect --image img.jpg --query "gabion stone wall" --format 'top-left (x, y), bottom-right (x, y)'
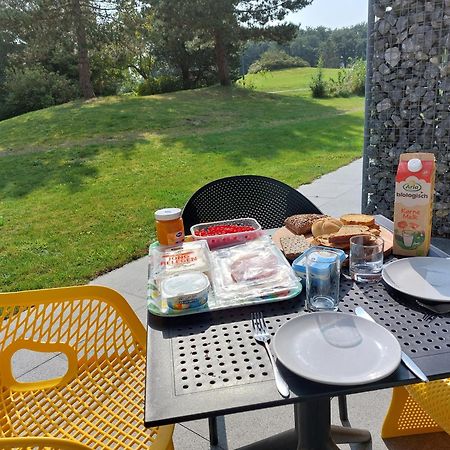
top-left (363, 0), bottom-right (450, 236)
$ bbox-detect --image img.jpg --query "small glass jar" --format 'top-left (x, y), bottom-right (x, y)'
top-left (155, 208), bottom-right (185, 246)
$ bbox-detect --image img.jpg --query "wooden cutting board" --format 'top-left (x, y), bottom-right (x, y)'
top-left (272, 226), bottom-right (394, 260)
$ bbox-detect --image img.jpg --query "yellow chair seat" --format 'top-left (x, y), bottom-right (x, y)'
top-left (382, 385), bottom-right (444, 438)
top-left (0, 285), bottom-right (174, 450)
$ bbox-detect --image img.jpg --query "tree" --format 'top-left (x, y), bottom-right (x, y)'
top-left (0, 0), bottom-right (136, 100)
top-left (289, 24), bottom-right (367, 68)
top-left (148, 5), bottom-right (217, 89)
top-left (149, 0), bottom-right (312, 86)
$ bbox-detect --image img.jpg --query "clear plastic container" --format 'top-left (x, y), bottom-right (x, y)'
top-left (147, 236), bottom-right (302, 316)
top-left (148, 240), bottom-right (212, 312)
top-left (210, 236), bottom-right (301, 306)
top-left (190, 218), bottom-right (263, 249)
top-left (292, 246), bottom-right (347, 281)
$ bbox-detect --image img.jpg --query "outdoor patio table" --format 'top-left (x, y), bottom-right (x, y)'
top-left (144, 215), bottom-right (450, 450)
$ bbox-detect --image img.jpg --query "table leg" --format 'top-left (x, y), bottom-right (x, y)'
top-left (208, 416), bottom-right (218, 445)
top-left (295, 397), bottom-right (339, 450)
top-left (338, 395), bottom-right (349, 423)
top-left (236, 397), bottom-right (371, 450)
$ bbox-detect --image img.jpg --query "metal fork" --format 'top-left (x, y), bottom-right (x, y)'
top-left (251, 312), bottom-right (290, 398)
top-left (422, 313), bottom-right (436, 323)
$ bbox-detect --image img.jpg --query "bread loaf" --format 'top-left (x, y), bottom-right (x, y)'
top-left (284, 214), bottom-right (325, 235)
top-left (311, 217), bottom-right (343, 237)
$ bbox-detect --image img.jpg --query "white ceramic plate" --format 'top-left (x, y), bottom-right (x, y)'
top-left (273, 312), bottom-right (401, 385)
top-left (382, 257), bottom-right (450, 303)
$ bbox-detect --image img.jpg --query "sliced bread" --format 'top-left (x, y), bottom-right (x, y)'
top-left (328, 225), bottom-right (370, 244)
top-left (280, 235), bottom-right (311, 260)
top-left (314, 234), bottom-right (350, 250)
top-left (340, 214), bottom-right (375, 227)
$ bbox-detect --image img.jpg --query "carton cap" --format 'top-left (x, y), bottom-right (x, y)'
top-left (407, 158), bottom-right (422, 173)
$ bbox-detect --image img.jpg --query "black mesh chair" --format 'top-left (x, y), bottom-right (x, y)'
top-left (182, 175), bottom-right (322, 234)
top-left (183, 176), bottom-right (336, 445)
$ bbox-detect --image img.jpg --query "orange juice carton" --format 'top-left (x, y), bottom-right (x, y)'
top-left (393, 153), bottom-right (435, 256)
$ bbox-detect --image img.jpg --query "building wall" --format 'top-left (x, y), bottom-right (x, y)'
top-left (363, 0), bottom-right (450, 236)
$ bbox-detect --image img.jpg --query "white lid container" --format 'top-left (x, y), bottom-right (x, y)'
top-left (155, 208), bottom-right (182, 221)
top-left (161, 271), bottom-right (210, 310)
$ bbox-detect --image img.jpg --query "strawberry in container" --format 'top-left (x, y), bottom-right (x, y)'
top-left (190, 218), bottom-right (263, 249)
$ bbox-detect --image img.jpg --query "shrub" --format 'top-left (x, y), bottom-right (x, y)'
top-left (248, 50), bottom-right (310, 74)
top-left (348, 58), bottom-right (366, 96)
top-left (0, 66), bottom-right (78, 120)
top-left (310, 58), bottom-right (366, 98)
top-left (328, 58), bottom-right (366, 97)
top-left (310, 58), bottom-right (328, 98)
top-left (137, 75), bottom-right (183, 96)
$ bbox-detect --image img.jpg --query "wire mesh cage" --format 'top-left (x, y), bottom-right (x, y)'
top-left (363, 0), bottom-right (450, 237)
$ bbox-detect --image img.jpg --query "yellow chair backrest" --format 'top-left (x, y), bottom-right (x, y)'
top-left (0, 285), bottom-right (174, 450)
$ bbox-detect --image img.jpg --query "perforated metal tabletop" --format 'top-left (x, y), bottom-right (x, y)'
top-left (144, 217), bottom-right (450, 429)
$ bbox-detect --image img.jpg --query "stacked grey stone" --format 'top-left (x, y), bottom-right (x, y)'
top-left (363, 0), bottom-right (450, 236)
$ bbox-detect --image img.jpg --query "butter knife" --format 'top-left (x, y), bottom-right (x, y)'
top-left (355, 307), bottom-right (429, 383)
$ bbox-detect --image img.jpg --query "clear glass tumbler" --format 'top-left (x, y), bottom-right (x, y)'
top-left (350, 235), bottom-right (384, 282)
top-left (305, 249), bottom-right (341, 311)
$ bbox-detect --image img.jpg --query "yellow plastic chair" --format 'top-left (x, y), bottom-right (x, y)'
top-left (0, 285), bottom-right (174, 450)
top-left (382, 385), bottom-right (444, 438)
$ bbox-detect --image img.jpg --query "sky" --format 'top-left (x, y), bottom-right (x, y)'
top-left (286, 0), bottom-right (369, 29)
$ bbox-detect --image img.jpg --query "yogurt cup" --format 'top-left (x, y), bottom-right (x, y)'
top-left (161, 271), bottom-right (209, 310)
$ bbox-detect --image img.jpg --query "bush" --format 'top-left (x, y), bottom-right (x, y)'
top-left (137, 75), bottom-right (183, 96)
top-left (0, 66), bottom-right (78, 120)
top-left (310, 58), bottom-right (328, 98)
top-left (328, 58), bottom-right (366, 97)
top-left (310, 58), bottom-right (366, 98)
top-left (248, 50), bottom-right (310, 74)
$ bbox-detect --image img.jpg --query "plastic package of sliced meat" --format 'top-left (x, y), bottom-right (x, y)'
top-left (211, 236), bottom-right (301, 306)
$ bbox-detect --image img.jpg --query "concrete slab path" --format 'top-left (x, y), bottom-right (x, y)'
top-left (15, 158), bottom-right (450, 450)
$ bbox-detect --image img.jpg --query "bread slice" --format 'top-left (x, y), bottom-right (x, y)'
top-left (280, 235), bottom-right (311, 259)
top-left (340, 214), bottom-right (375, 227)
top-left (328, 225), bottom-right (370, 244)
top-left (314, 234), bottom-right (350, 250)
top-left (284, 214), bottom-right (325, 235)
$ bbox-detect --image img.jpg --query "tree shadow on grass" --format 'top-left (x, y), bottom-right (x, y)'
top-left (0, 86), bottom-right (363, 199)
top-left (0, 86), bottom-right (355, 151)
top-left (155, 104), bottom-right (364, 170)
top-left (0, 141), bottom-right (147, 198)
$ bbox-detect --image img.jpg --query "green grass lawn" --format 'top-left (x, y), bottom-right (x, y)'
top-left (236, 67), bottom-right (341, 96)
top-left (0, 68), bottom-right (364, 292)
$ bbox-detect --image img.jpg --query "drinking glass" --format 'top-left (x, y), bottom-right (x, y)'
top-left (350, 235), bottom-right (384, 282)
top-left (305, 249), bottom-right (341, 311)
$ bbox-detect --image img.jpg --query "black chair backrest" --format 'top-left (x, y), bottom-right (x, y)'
top-left (182, 175), bottom-right (322, 233)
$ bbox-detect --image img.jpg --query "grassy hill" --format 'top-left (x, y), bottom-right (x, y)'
top-left (0, 67), bottom-right (365, 292)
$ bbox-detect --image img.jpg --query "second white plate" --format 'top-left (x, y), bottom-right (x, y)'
top-left (273, 312), bottom-right (401, 385)
top-left (382, 257), bottom-right (450, 303)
